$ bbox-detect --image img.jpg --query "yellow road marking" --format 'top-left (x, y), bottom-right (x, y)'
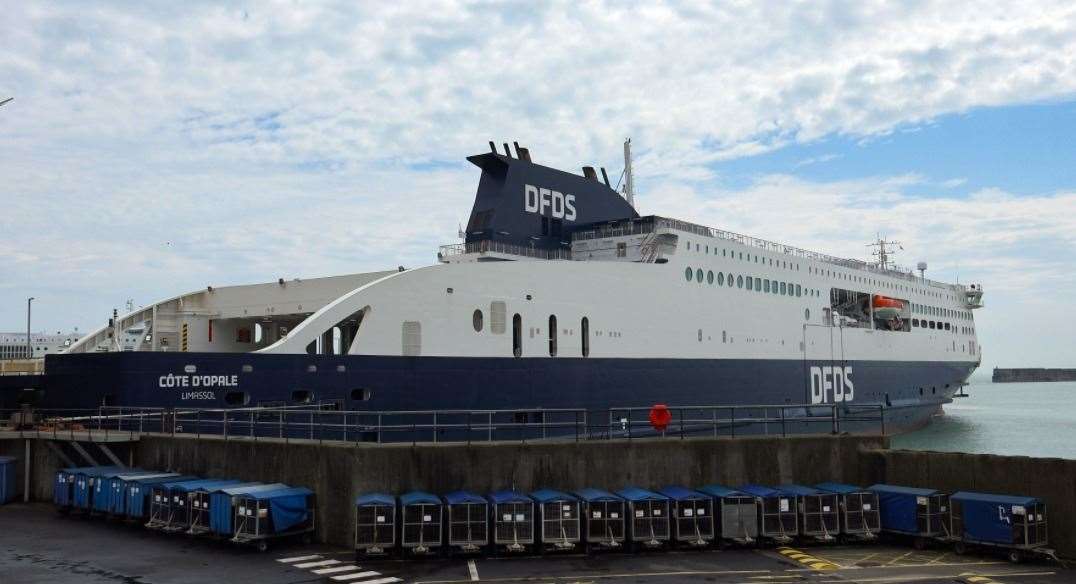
top-left (884, 550), bottom-right (915, 566)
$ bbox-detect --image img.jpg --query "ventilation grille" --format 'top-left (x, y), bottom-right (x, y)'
top-left (402, 321), bottom-right (422, 356)
top-left (490, 301), bottom-right (507, 334)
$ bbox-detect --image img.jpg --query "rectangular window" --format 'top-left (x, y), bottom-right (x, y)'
top-left (616, 242), bottom-right (627, 258)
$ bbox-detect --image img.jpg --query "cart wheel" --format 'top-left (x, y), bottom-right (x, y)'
top-left (1008, 549), bottom-right (1023, 564)
top-left (256, 541), bottom-right (269, 553)
top-left (912, 537), bottom-right (927, 551)
top-left (953, 541), bottom-right (967, 555)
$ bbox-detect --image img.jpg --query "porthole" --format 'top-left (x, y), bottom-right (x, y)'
top-left (224, 391), bottom-right (249, 406)
top-left (804, 308), bottom-right (810, 321)
top-left (472, 309), bottom-right (484, 332)
top-left (306, 364), bottom-right (317, 373)
top-left (241, 364), bottom-right (253, 373)
top-left (685, 267), bottom-right (693, 281)
top-left (707, 270), bottom-right (714, 284)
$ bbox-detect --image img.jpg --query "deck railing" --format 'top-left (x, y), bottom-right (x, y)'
top-left (1, 403), bottom-right (887, 445)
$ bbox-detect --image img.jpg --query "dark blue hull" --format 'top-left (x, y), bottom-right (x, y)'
top-left (14, 352), bottom-right (977, 435)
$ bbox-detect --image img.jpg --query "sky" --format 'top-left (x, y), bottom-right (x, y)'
top-left (2, 1), bottom-right (1076, 375)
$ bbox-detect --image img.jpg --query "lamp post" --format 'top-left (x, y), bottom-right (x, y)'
top-left (26, 297), bottom-right (34, 359)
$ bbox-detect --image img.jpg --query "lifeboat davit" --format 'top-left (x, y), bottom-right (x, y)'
top-left (872, 295), bottom-right (904, 319)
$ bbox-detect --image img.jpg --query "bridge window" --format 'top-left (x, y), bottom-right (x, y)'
top-left (796, 284), bottom-right (802, 297)
top-left (292, 390), bottom-right (313, 404)
top-left (548, 315), bottom-right (558, 357)
top-left (685, 267), bottom-right (693, 281)
top-left (764, 279), bottom-right (770, 293)
top-left (780, 282), bottom-right (787, 295)
top-left (727, 273), bottom-right (734, 287)
top-left (737, 275), bottom-right (743, 288)
top-left (351, 388), bottom-right (372, 401)
top-left (707, 270), bottom-right (714, 284)
top-left (746, 277), bottom-right (753, 291)
top-left (696, 268), bottom-right (704, 283)
top-left (472, 309), bottom-right (484, 332)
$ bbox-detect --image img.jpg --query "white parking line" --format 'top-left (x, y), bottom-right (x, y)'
top-left (353, 578), bottom-right (401, 584)
top-left (468, 559), bottom-right (479, 581)
top-left (331, 571), bottom-right (380, 581)
top-left (295, 559), bottom-right (342, 568)
top-left (276, 554), bottom-right (322, 563)
top-left (314, 565), bottom-right (362, 575)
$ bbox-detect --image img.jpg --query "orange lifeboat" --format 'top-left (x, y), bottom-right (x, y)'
top-left (872, 295), bottom-right (904, 319)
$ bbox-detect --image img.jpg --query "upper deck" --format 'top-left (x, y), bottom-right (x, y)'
top-left (443, 214), bottom-right (968, 294)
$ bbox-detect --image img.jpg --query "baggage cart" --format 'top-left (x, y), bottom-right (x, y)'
top-left (775, 484), bottom-right (838, 542)
top-left (232, 486), bottom-right (316, 552)
top-left (489, 490), bottom-right (534, 553)
top-left (658, 485), bottom-right (714, 547)
top-left (104, 471), bottom-right (174, 516)
top-left (146, 478), bottom-right (234, 531)
top-left (616, 487), bottom-right (671, 550)
top-left (125, 474), bottom-right (193, 521)
top-left (949, 491), bottom-right (1056, 563)
top-left (355, 492), bottom-right (396, 556)
top-left (869, 484), bottom-right (950, 549)
top-left (400, 491), bottom-right (442, 555)
top-left (188, 481), bottom-right (262, 535)
top-left (530, 489), bottom-right (580, 552)
top-left (738, 484), bottom-right (797, 544)
top-left (209, 483), bottom-right (286, 537)
top-left (0, 456), bottom-right (16, 504)
top-left (444, 490), bottom-right (488, 554)
top-left (815, 482), bottom-right (880, 541)
top-left (72, 466), bottom-right (123, 512)
top-left (574, 488), bottom-right (625, 551)
top-left (697, 484), bottom-right (758, 545)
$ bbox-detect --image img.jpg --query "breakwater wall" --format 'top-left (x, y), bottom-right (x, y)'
top-left (992, 367), bottom-right (1076, 382)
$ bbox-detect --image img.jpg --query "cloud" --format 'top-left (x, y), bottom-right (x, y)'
top-left (1, 1), bottom-right (1075, 369)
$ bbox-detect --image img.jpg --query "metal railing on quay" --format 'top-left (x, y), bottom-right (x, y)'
top-left (1, 402), bottom-right (886, 444)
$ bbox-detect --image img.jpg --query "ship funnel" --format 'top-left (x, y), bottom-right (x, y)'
top-left (582, 166), bottom-right (598, 181)
top-left (488, 141), bottom-right (497, 153)
top-left (503, 142), bottom-right (512, 157)
top-left (600, 167), bottom-right (611, 187)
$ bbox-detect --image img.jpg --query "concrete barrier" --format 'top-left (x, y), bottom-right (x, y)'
top-left (4, 432), bottom-right (1073, 559)
top-left (864, 449), bottom-right (1076, 559)
top-left (130, 434), bottom-right (886, 547)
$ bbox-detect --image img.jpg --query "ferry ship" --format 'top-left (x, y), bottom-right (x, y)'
top-left (7, 141), bottom-right (985, 434)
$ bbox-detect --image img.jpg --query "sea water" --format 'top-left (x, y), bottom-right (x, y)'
top-left (890, 380), bottom-right (1076, 459)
